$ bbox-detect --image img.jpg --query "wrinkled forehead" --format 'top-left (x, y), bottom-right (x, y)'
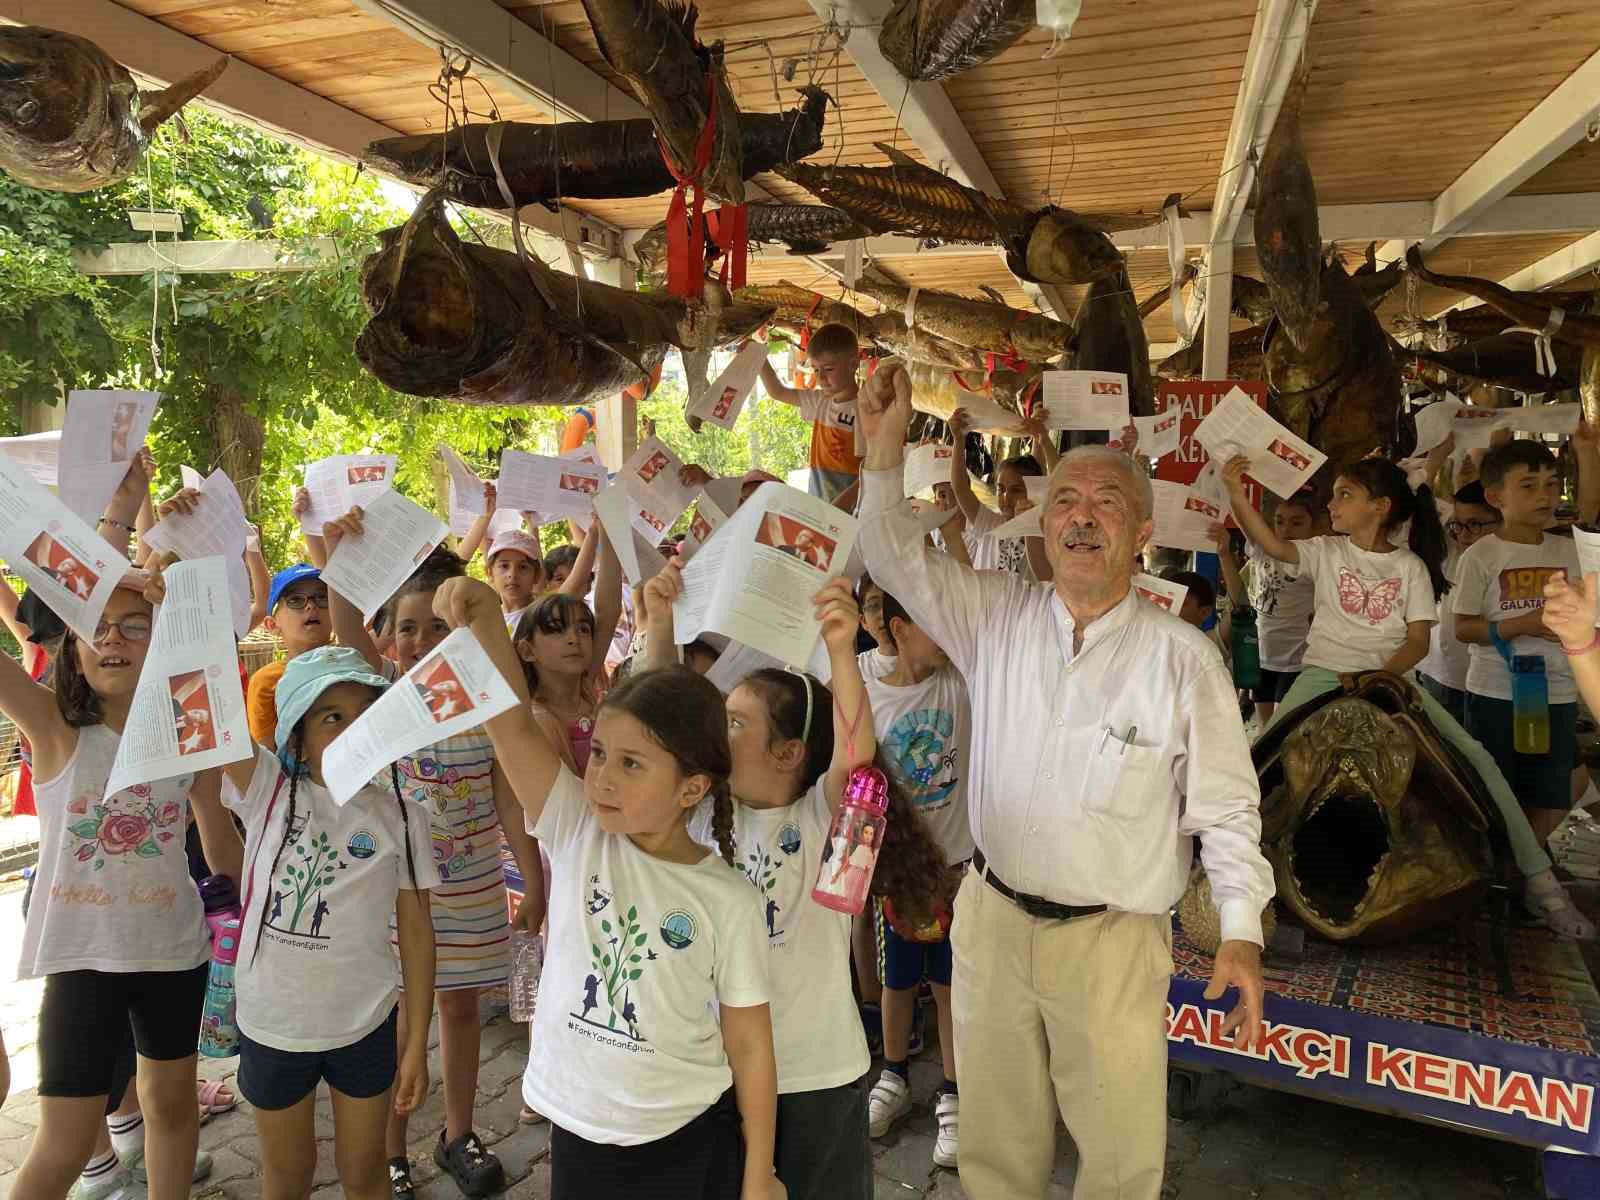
top-left (1047, 459), bottom-right (1141, 508)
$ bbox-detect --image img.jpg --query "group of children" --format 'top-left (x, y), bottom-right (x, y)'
top-left (7, 317), bottom-right (1600, 1200)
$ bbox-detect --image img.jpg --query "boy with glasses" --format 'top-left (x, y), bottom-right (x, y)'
top-left (1417, 481), bottom-right (1502, 723)
top-left (245, 564), bottom-right (333, 747)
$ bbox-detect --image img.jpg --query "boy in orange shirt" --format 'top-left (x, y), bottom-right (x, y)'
top-left (244, 564), bottom-right (334, 747)
top-left (758, 323), bottom-right (864, 503)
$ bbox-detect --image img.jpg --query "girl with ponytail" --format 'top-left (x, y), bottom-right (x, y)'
top-left (431, 576), bottom-right (781, 1200)
top-left (1222, 453), bottom-right (1594, 939)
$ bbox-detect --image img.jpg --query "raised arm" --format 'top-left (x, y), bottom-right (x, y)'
top-left (1209, 523), bottom-right (1248, 608)
top-left (557, 519), bottom-right (601, 599)
top-left (639, 561), bottom-right (682, 672)
top-left (321, 509), bottom-right (383, 669)
top-left (1221, 455), bottom-right (1298, 565)
top-left (946, 410), bottom-right (983, 522)
top-left (244, 525), bottom-right (270, 634)
top-left (98, 449), bottom-right (155, 561)
top-left (587, 525), bottom-right (622, 677)
top-left (434, 577), bottom-right (563, 825)
top-left (816, 579), bottom-right (874, 814)
top-left (456, 482), bottom-right (497, 562)
top-left (1021, 412), bottom-right (1059, 473)
top-left (292, 488), bottom-right (328, 569)
top-left (758, 359), bottom-right (803, 407)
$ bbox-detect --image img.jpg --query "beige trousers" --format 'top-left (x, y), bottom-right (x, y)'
top-left (950, 869), bottom-right (1172, 1200)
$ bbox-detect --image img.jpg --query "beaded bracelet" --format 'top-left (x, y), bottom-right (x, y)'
top-left (96, 516), bottom-right (135, 533)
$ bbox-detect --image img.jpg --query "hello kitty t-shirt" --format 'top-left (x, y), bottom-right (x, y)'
top-left (1295, 535), bottom-right (1437, 674)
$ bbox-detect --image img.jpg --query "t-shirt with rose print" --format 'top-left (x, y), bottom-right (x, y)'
top-left (18, 723), bottom-right (210, 979)
top-left (1295, 535), bottom-right (1438, 675)
top-left (227, 746), bottom-right (439, 1052)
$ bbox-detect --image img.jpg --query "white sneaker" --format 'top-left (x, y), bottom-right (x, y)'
top-left (867, 1071), bottom-right (912, 1137)
top-left (68, 1170), bottom-right (135, 1200)
top-left (932, 1091), bottom-right (959, 1167)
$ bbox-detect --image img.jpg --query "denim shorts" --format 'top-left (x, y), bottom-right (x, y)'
top-left (237, 1006), bottom-right (398, 1110)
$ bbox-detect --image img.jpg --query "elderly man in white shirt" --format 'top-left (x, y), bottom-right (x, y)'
top-left (854, 364), bottom-right (1273, 1200)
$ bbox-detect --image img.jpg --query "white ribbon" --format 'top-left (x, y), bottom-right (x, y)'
top-left (1164, 202), bottom-right (1195, 344)
top-left (904, 286), bottom-right (920, 331)
top-left (1505, 309), bottom-right (1565, 378)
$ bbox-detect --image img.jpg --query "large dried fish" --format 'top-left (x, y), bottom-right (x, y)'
top-left (1253, 73), bottom-right (1321, 352)
top-left (356, 189), bottom-right (767, 405)
top-left (634, 199), bottom-right (868, 274)
top-left (1584, 347), bottom-right (1600, 430)
top-left (1406, 247), bottom-right (1600, 347)
top-left (578, 0), bottom-right (746, 203)
top-left (879, 0), bottom-right (1034, 82)
top-left (733, 282), bottom-right (872, 332)
top-left (1398, 333), bottom-right (1585, 395)
top-left (1391, 309), bottom-right (1515, 350)
top-left (364, 88), bottom-right (828, 212)
top-left (732, 282), bottom-right (984, 370)
top-left (1072, 263), bottom-right (1153, 418)
top-left (0, 27), bottom-right (227, 193)
top-left (850, 270), bottom-right (1074, 361)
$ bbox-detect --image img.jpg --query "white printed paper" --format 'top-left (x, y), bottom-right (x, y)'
top-left (1040, 371), bottom-right (1130, 431)
top-left (104, 556), bottom-right (252, 795)
top-left (1498, 403), bottom-right (1582, 438)
top-left (300, 454), bottom-right (398, 534)
top-left (1151, 480), bottom-right (1225, 553)
top-left (690, 338), bottom-right (766, 430)
top-left (0, 431), bottom-right (62, 487)
top-left (179, 465), bottom-right (204, 492)
top-left (1132, 572), bottom-right (1187, 614)
top-left (593, 482), bottom-right (667, 588)
top-left (990, 508), bottom-right (1042, 538)
top-left (704, 634), bottom-right (833, 694)
top-left (321, 489), bottom-right (449, 623)
top-left (321, 628), bottom-right (519, 805)
top-left (623, 437), bottom-right (696, 532)
top-left (1451, 406), bottom-right (1504, 453)
top-left (0, 452), bottom-right (126, 643)
top-left (1573, 530), bottom-right (1600, 613)
top-left (441, 446), bottom-right (487, 536)
top-left (58, 390), bottom-right (159, 524)
top-left (907, 499), bottom-right (958, 535)
top-left (954, 392), bottom-right (1027, 435)
top-left (904, 443), bottom-right (957, 498)
top-left (1412, 396), bottom-right (1464, 455)
top-left (497, 450), bottom-right (604, 520)
top-left (1132, 411), bottom-right (1181, 461)
top-left (673, 483), bottom-right (859, 668)
top-left (1191, 458), bottom-right (1232, 513)
top-left (1193, 387), bottom-right (1326, 499)
top-left (141, 470), bottom-right (254, 638)
top-left (681, 492), bottom-right (730, 562)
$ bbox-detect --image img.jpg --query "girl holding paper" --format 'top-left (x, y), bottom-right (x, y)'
top-left (321, 521), bottom-right (545, 1199)
top-left (431, 574), bottom-right (783, 1200)
top-left (5, 569), bottom-right (241, 1200)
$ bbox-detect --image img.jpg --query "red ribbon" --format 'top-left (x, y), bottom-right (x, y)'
top-left (706, 205), bottom-right (749, 291)
top-left (659, 76), bottom-right (719, 300)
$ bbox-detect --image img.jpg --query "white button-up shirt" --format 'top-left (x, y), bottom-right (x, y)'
top-left (859, 465), bottom-right (1275, 945)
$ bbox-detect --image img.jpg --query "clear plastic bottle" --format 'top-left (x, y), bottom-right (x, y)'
top-left (198, 918), bottom-right (240, 1059)
top-left (811, 766), bottom-right (890, 916)
top-left (509, 930), bottom-right (544, 1023)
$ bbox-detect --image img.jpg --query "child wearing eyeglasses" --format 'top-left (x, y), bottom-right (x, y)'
top-left (246, 563), bottom-right (335, 749)
top-left (1417, 480), bottom-right (1502, 725)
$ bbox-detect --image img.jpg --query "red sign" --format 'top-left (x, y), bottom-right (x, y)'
top-left (1155, 379), bottom-right (1270, 513)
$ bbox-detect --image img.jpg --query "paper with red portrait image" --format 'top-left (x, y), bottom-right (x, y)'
top-left (57, 390), bottom-right (159, 524)
top-left (679, 492), bottom-right (730, 563)
top-left (496, 449), bottom-right (604, 519)
top-left (299, 453), bottom-right (398, 534)
top-left (1040, 371), bottom-right (1131, 431)
top-left (623, 437), bottom-right (696, 534)
top-left (592, 481), bottom-right (667, 587)
top-left (322, 489), bottom-right (449, 624)
top-left (321, 628), bottom-right (519, 805)
top-left (1150, 480), bottom-right (1225, 554)
top-left (141, 469), bottom-right (254, 638)
top-left (903, 443), bottom-right (957, 499)
top-left (1111, 411), bottom-right (1180, 461)
top-left (0, 451), bottom-right (125, 643)
top-left (689, 337), bottom-right (767, 430)
top-left (1132, 572), bottom-right (1188, 614)
top-left (673, 482), bottom-right (859, 667)
top-left (1192, 387), bottom-right (1325, 499)
top-left (104, 556), bottom-right (252, 796)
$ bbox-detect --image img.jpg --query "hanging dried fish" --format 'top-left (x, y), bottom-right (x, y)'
top-left (355, 189), bottom-right (769, 405)
top-left (850, 269), bottom-right (1074, 361)
top-left (0, 27), bottom-right (227, 192)
top-left (868, 316), bottom-right (987, 371)
top-left (1398, 333), bottom-right (1584, 396)
top-left (579, 0), bottom-right (744, 203)
top-left (731, 282), bottom-right (985, 371)
top-left (878, 0), bottom-right (1035, 82)
top-left (1072, 263), bottom-right (1153, 418)
top-left (1406, 247), bottom-right (1600, 347)
top-left (733, 282), bottom-right (873, 331)
top-left (1253, 73), bottom-right (1322, 352)
top-left (1391, 309), bottom-right (1516, 350)
top-left (634, 199), bottom-right (869, 274)
top-left (364, 87), bottom-right (828, 212)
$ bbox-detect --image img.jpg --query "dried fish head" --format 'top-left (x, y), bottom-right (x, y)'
top-left (0, 27), bottom-right (141, 192)
top-left (1253, 72), bottom-right (1323, 352)
top-left (1014, 208), bottom-right (1125, 285)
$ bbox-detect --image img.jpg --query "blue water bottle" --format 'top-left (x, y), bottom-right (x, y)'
top-left (1511, 655), bottom-right (1551, 755)
top-left (198, 918), bottom-right (240, 1058)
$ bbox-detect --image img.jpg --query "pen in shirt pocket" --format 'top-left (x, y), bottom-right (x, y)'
top-left (1098, 724), bottom-right (1138, 755)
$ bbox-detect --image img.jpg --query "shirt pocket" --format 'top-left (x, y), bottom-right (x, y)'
top-left (1079, 736), bottom-right (1168, 823)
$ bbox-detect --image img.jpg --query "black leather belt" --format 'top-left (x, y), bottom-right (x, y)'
top-left (972, 849), bottom-right (1108, 922)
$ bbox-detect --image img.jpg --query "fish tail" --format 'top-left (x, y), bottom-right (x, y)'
top-left (138, 54), bottom-right (229, 135)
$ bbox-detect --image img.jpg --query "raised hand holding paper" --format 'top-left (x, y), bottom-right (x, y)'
top-left (58, 390), bottom-right (160, 524)
top-left (1412, 396), bottom-right (1464, 455)
top-left (1193, 387), bottom-right (1325, 499)
top-left (104, 556), bottom-right (251, 796)
top-left (300, 454), bottom-right (397, 534)
top-left (1041, 371), bottom-right (1130, 431)
top-left (680, 492), bottom-right (730, 562)
top-left (322, 489), bottom-right (449, 623)
top-left (141, 470), bottom-right (254, 637)
top-left (1132, 411), bottom-right (1181, 461)
top-left (1151, 480), bottom-right (1225, 553)
top-left (673, 482), bottom-right (859, 668)
top-left (0, 451), bottom-right (125, 642)
top-left (592, 481), bottom-right (666, 587)
top-left (1132, 572), bottom-right (1188, 614)
top-left (623, 437), bottom-right (696, 531)
top-left (690, 338), bottom-right (767, 430)
top-left (497, 449), bottom-right (605, 519)
top-left (903, 443), bottom-right (957, 498)
top-left (440, 445), bottom-right (487, 536)
top-left (321, 628), bottom-right (520, 804)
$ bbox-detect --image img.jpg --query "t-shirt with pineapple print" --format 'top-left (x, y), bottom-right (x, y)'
top-left (691, 781), bottom-right (870, 1095)
top-left (525, 766), bottom-right (770, 1145)
top-left (227, 747), bottom-right (439, 1052)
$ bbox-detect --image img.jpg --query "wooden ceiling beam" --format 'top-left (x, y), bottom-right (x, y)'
top-left (1376, 47), bottom-right (1600, 267)
top-left (1429, 230), bottom-right (1600, 320)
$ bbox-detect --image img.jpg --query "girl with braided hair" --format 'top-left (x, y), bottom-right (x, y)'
top-left (432, 575), bottom-right (781, 1200)
top-left (639, 560), bottom-right (948, 1200)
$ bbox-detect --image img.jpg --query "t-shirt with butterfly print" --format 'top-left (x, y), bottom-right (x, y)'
top-left (1295, 535), bottom-right (1438, 675)
top-left (1451, 532), bottom-right (1582, 704)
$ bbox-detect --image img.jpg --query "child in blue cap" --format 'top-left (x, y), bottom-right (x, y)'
top-left (246, 563), bottom-right (334, 749)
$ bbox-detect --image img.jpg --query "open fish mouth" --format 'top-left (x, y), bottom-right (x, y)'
top-left (1290, 787), bottom-right (1390, 924)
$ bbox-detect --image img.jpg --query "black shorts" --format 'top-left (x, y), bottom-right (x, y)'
top-left (1252, 668), bottom-right (1300, 704)
top-left (37, 964), bottom-right (209, 1099)
top-left (550, 1088), bottom-right (743, 1199)
top-left (237, 1006), bottom-right (398, 1110)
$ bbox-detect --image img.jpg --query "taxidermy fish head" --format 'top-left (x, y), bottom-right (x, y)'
top-left (0, 27), bottom-right (142, 191)
top-left (1263, 696), bottom-right (1493, 944)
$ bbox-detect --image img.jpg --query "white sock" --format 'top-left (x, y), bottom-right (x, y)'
top-left (107, 1111), bottom-right (144, 1161)
top-left (80, 1148), bottom-right (118, 1184)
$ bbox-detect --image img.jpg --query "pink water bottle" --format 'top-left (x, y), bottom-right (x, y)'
top-left (811, 767), bottom-right (889, 915)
